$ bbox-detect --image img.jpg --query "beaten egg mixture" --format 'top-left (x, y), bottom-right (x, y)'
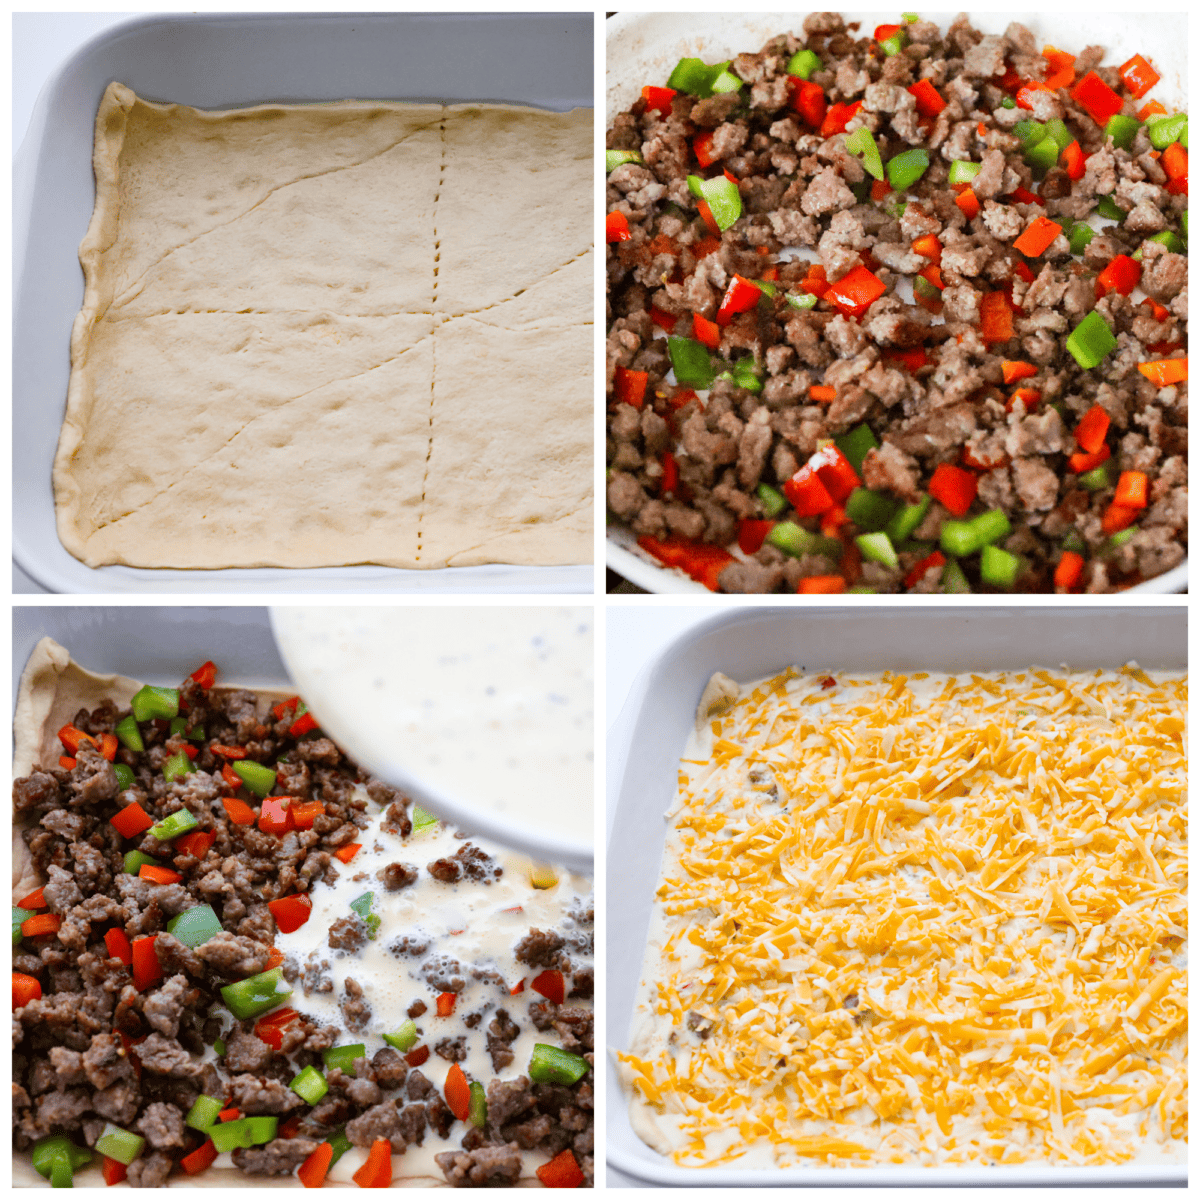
top-left (618, 665), bottom-right (1186, 1168)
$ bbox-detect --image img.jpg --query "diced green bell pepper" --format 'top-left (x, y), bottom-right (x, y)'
top-left (1012, 119), bottom-right (1045, 149)
top-left (185, 1095), bottom-right (225, 1133)
top-left (220, 966), bottom-right (293, 1021)
top-left (947, 159), bottom-right (981, 185)
top-left (130, 685), bottom-right (179, 722)
top-left (411, 804), bottom-right (439, 832)
top-left (232, 760), bottom-right (276, 797)
top-left (113, 763), bottom-right (135, 792)
top-left (167, 904), bottom-right (223, 949)
top-left (879, 32), bottom-right (905, 56)
top-left (326, 1129), bottom-right (353, 1167)
top-left (149, 807), bottom-right (198, 841)
top-left (162, 751), bottom-right (195, 783)
top-left (123, 850), bottom-right (161, 876)
top-left (383, 1020), bottom-right (419, 1052)
top-left (323, 1044), bottom-right (367, 1076)
top-left (980, 544), bottom-right (1020, 589)
top-left (291, 1065), bottom-right (329, 1105)
top-left (1146, 230), bottom-right (1186, 254)
top-left (710, 67), bottom-right (742, 94)
top-left (941, 558), bottom-right (972, 594)
top-left (1108, 527), bottom-right (1138, 549)
top-left (208, 1116), bottom-right (279, 1154)
top-left (845, 585), bottom-right (877, 593)
top-left (1066, 310), bottom-right (1117, 370)
top-left (886, 148), bottom-right (929, 192)
top-left (33, 1134), bottom-right (94, 1187)
top-left (349, 892), bottom-right (381, 940)
top-left (1001, 96), bottom-right (1016, 110)
top-left (1104, 113), bottom-right (1141, 150)
top-left (1060, 529), bottom-right (1087, 554)
top-left (785, 48), bottom-right (822, 79)
top-left (1095, 194), bottom-right (1124, 221)
top-left (1078, 461), bottom-right (1116, 491)
top-left (855, 531), bottom-right (899, 570)
top-left (695, 174), bottom-right (743, 231)
top-left (1042, 118), bottom-right (1075, 151)
top-left (94, 1124), bottom-right (142, 1166)
top-left (13, 905), bottom-right (34, 945)
top-left (169, 716), bottom-right (205, 742)
top-left (1067, 222), bottom-right (1094, 255)
top-left (786, 291), bottom-right (818, 310)
top-left (885, 495), bottom-right (931, 545)
top-left (767, 522), bottom-right (840, 560)
top-left (970, 509), bottom-right (1013, 549)
top-left (939, 520), bottom-right (978, 558)
top-left (845, 127), bottom-right (884, 181)
top-left (913, 274), bottom-right (942, 303)
top-left (667, 336), bottom-right (716, 389)
top-left (468, 1081), bottom-right (487, 1128)
top-left (605, 149), bottom-right (644, 173)
top-left (756, 482), bottom-right (788, 518)
top-left (844, 488), bottom-right (899, 532)
top-left (213, 1037), bottom-right (226, 1057)
top-left (529, 1043), bottom-right (591, 1086)
top-left (114, 714), bottom-right (144, 753)
top-left (901, 12), bottom-right (919, 23)
top-left (834, 423), bottom-right (879, 475)
top-left (1147, 113), bottom-right (1187, 150)
top-left (1026, 136), bottom-right (1059, 172)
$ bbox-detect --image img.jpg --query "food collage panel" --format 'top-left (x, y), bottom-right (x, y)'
top-left (9, 8), bottom-right (1188, 1193)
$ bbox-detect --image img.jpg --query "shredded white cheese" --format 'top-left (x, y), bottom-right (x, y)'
top-left (620, 666), bottom-right (1187, 1168)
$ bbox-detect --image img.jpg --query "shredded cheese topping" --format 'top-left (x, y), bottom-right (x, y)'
top-left (621, 666), bottom-right (1187, 1168)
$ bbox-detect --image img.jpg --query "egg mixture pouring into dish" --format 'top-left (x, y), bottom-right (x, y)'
top-left (617, 665), bottom-right (1186, 1168)
top-left (606, 11), bottom-right (1187, 594)
top-left (12, 640), bottom-right (594, 1188)
top-left (271, 606), bottom-right (594, 851)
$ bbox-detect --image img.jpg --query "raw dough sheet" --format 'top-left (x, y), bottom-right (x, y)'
top-left (53, 83), bottom-right (593, 570)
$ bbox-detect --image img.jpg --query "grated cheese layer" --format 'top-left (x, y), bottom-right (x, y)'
top-left (618, 666), bottom-right (1187, 1169)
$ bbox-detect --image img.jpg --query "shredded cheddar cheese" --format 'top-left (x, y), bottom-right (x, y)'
top-left (620, 666), bottom-right (1187, 1169)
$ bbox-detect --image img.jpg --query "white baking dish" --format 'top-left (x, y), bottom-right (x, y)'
top-left (605, 11), bottom-right (1187, 595)
top-left (605, 604), bottom-right (1187, 1186)
top-left (14, 11), bottom-right (594, 594)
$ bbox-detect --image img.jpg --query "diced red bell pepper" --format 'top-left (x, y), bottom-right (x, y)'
top-left (140, 864), bottom-right (182, 885)
top-left (1012, 215), bottom-right (1063, 258)
top-left (59, 756), bottom-right (77, 771)
top-left (96, 732), bottom-right (119, 762)
top-left (1161, 142), bottom-right (1187, 184)
top-left (1060, 140), bottom-right (1086, 181)
top-left (826, 264), bottom-right (886, 320)
top-left (352, 1139), bottom-right (393, 1189)
top-left (1119, 54), bottom-right (1160, 100)
top-left (737, 519), bottom-right (775, 556)
top-left (1041, 46), bottom-right (1076, 91)
top-left (820, 504), bottom-right (847, 536)
top-left (797, 574), bottom-right (846, 595)
top-left (110, 801), bottom-right (154, 839)
top-left (1096, 254), bottom-right (1141, 296)
top-left (904, 550), bottom-right (947, 590)
top-left (1006, 387), bottom-right (1042, 414)
top-left (789, 78), bottom-right (827, 129)
top-left (1075, 405), bottom-right (1111, 454)
top-left (613, 365), bottom-right (648, 408)
top-left (874, 23), bottom-right (902, 42)
top-left (102, 1156), bottom-right (130, 1186)
top-left (1101, 503), bottom-right (1139, 535)
top-left (1070, 71), bottom-right (1124, 127)
top-left (995, 64), bottom-right (1023, 93)
top-left (17, 886), bottom-right (46, 910)
top-left (819, 100), bottom-right (862, 139)
top-left (694, 131), bottom-right (718, 167)
top-left (1001, 360), bottom-right (1038, 385)
top-left (918, 263), bottom-right (944, 291)
top-left (1139, 99), bottom-right (1168, 121)
top-left (641, 85), bottom-right (676, 116)
top-left (13, 971), bottom-right (42, 1009)
top-left (809, 385), bottom-right (837, 403)
top-left (646, 307), bottom-right (675, 335)
top-left (290, 800), bottom-right (326, 831)
top-left (443, 1063), bottom-right (471, 1121)
top-left (255, 1006), bottom-right (301, 1049)
top-left (131, 935), bottom-right (163, 991)
top-left (222, 793), bottom-right (256, 824)
top-left (1012, 261), bottom-right (1036, 286)
top-left (782, 465), bottom-right (835, 517)
top-left (405, 1045), bottom-right (431, 1068)
top-left (1015, 81), bottom-right (1055, 111)
top-left (658, 451), bottom-right (679, 498)
top-left (907, 78), bottom-right (946, 118)
top-left (954, 187), bottom-right (981, 220)
top-left (928, 463), bottom-right (978, 517)
top-left (697, 200), bottom-right (721, 237)
top-left (531, 970), bottom-right (566, 1005)
top-left (188, 660), bottom-right (218, 690)
top-left (716, 274), bottom-right (763, 326)
top-left (1068, 443), bottom-right (1112, 474)
top-left (1138, 357), bottom-right (1188, 386)
top-left (637, 535), bottom-right (735, 592)
top-left (297, 1141), bottom-right (334, 1189)
top-left (1054, 550), bottom-right (1085, 590)
top-left (335, 842), bottom-right (362, 864)
top-left (211, 743), bottom-right (248, 760)
top-left (268, 893), bottom-right (313, 934)
top-left (960, 443), bottom-right (1009, 471)
top-left (979, 291), bottom-right (1015, 345)
top-left (911, 233), bottom-right (942, 263)
top-left (176, 830), bottom-right (217, 860)
top-left (436, 991), bottom-right (457, 1017)
top-left (272, 696), bottom-right (300, 720)
top-left (536, 1149), bottom-right (585, 1189)
top-left (58, 723), bottom-right (95, 754)
top-left (21, 912), bottom-right (62, 939)
top-left (259, 796), bottom-right (295, 836)
top-left (693, 312), bottom-right (720, 349)
top-left (278, 1116), bottom-right (302, 1140)
top-left (1006, 184), bottom-right (1044, 207)
top-left (105, 927), bottom-right (134, 967)
top-left (1113, 470), bottom-right (1149, 509)
top-left (606, 211), bottom-right (632, 243)
top-left (807, 444), bottom-right (861, 503)
top-left (888, 346), bottom-right (927, 373)
top-left (290, 710), bottom-right (318, 737)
